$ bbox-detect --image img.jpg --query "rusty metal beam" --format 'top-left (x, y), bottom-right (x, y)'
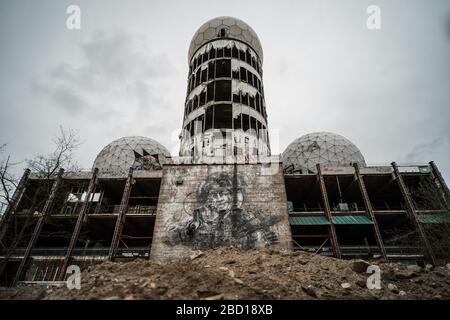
top-left (0, 169), bottom-right (30, 245)
top-left (429, 161), bottom-right (450, 207)
top-left (316, 164), bottom-right (341, 259)
top-left (353, 163), bottom-right (387, 260)
top-left (108, 168), bottom-right (133, 260)
top-left (12, 168), bottom-right (64, 285)
top-left (391, 162), bottom-right (436, 265)
top-left (58, 168), bottom-right (98, 281)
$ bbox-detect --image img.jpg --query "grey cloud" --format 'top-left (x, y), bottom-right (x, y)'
top-left (406, 137), bottom-right (449, 163)
top-left (32, 29), bottom-right (175, 119)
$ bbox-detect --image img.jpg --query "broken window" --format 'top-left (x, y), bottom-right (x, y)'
top-left (205, 106), bottom-right (214, 131)
top-left (209, 47), bottom-right (216, 59)
top-left (251, 117), bottom-right (257, 133)
top-left (239, 49), bottom-right (246, 61)
top-left (215, 80), bottom-right (231, 101)
top-left (208, 61), bottom-right (215, 80)
top-left (255, 93), bottom-right (260, 112)
top-left (247, 70), bottom-right (253, 86)
top-left (201, 68), bottom-right (207, 83)
top-left (246, 49), bottom-right (251, 65)
top-left (214, 104), bottom-right (232, 129)
top-left (232, 46), bottom-right (238, 58)
top-left (189, 122), bottom-right (194, 137)
top-left (207, 81), bottom-right (214, 102)
top-left (232, 69), bottom-right (239, 80)
top-left (242, 114), bottom-right (250, 131)
top-left (217, 47), bottom-right (224, 58)
top-left (199, 90), bottom-right (206, 107)
top-left (240, 67), bottom-right (247, 82)
top-left (215, 59), bottom-right (231, 78)
top-left (241, 92), bottom-right (249, 106)
top-left (195, 68), bottom-right (201, 87)
top-left (234, 113), bottom-right (242, 130)
top-left (249, 95), bottom-right (255, 109)
top-left (219, 28), bottom-right (227, 38)
top-left (193, 95), bottom-right (199, 110)
top-left (224, 47), bottom-right (231, 57)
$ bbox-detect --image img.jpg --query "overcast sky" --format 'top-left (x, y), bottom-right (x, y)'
top-left (0, 0), bottom-right (449, 181)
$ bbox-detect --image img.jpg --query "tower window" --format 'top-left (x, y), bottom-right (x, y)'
top-left (219, 28), bottom-right (227, 38)
top-left (215, 80), bottom-right (231, 101)
top-left (215, 59), bottom-right (231, 78)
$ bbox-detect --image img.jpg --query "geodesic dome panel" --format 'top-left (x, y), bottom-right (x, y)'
top-left (188, 16), bottom-right (263, 63)
top-left (282, 132), bottom-right (366, 173)
top-left (92, 136), bottom-right (171, 174)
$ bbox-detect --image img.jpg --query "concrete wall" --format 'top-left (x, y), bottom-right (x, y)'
top-left (150, 163), bottom-right (292, 261)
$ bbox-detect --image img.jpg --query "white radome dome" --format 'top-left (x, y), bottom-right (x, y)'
top-left (188, 16), bottom-right (263, 63)
top-left (93, 136), bottom-right (171, 174)
top-left (282, 132), bottom-right (366, 173)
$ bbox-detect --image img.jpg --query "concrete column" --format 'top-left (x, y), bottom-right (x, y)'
top-left (109, 168), bottom-right (134, 260)
top-left (316, 164), bottom-right (341, 259)
top-left (353, 163), bottom-right (387, 260)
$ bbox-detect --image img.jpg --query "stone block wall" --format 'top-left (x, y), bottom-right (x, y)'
top-left (150, 163), bottom-right (292, 261)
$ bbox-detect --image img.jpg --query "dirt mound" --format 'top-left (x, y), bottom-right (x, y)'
top-left (2, 247), bottom-right (450, 300)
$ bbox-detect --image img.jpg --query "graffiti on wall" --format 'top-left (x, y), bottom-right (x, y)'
top-left (163, 172), bottom-right (281, 250)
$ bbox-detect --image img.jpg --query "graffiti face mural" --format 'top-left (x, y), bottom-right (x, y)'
top-left (163, 172), bottom-right (281, 251)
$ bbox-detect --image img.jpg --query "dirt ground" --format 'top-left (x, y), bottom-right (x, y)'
top-left (1, 247), bottom-right (450, 300)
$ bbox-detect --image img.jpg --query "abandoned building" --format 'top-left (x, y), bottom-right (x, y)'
top-left (1, 16), bottom-right (449, 286)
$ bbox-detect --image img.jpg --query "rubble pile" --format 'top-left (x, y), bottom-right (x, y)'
top-left (1, 247), bottom-right (450, 300)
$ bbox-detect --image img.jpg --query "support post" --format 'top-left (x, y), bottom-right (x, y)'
top-left (108, 168), bottom-right (133, 260)
top-left (316, 164), bottom-right (341, 259)
top-left (391, 162), bottom-right (436, 265)
top-left (12, 168), bottom-right (65, 285)
top-left (429, 161), bottom-right (450, 207)
top-left (353, 163), bottom-right (387, 260)
top-left (58, 168), bottom-right (99, 281)
top-left (0, 169), bottom-right (31, 245)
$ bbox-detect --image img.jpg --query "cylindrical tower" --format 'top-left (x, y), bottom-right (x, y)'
top-left (179, 17), bottom-right (270, 163)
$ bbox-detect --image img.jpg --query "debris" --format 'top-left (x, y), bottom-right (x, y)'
top-left (203, 294), bottom-right (225, 300)
top-left (302, 285), bottom-right (320, 298)
top-left (387, 283), bottom-right (399, 294)
top-left (190, 252), bottom-right (204, 260)
top-left (406, 265), bottom-right (422, 273)
top-left (1, 247), bottom-right (450, 300)
top-left (352, 260), bottom-right (370, 274)
top-left (341, 283), bottom-right (351, 290)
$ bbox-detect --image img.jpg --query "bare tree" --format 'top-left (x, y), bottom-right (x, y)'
top-left (26, 126), bottom-right (82, 178)
top-left (0, 127), bottom-right (82, 284)
top-left (0, 144), bottom-right (19, 216)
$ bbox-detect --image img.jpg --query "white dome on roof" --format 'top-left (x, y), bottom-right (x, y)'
top-left (92, 136), bottom-right (171, 174)
top-left (188, 16), bottom-right (263, 63)
top-left (282, 132), bottom-right (366, 173)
